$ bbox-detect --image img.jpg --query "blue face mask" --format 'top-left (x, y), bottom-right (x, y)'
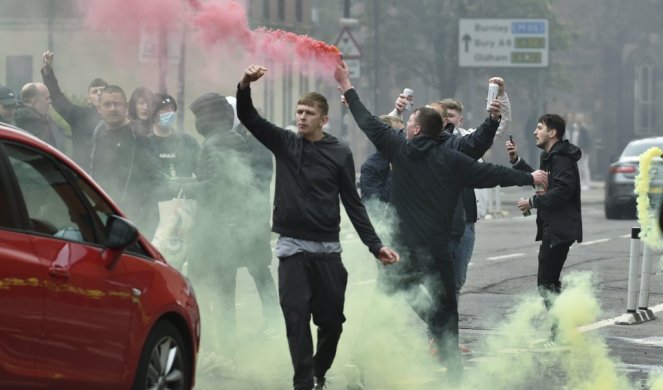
top-left (159, 111), bottom-right (176, 128)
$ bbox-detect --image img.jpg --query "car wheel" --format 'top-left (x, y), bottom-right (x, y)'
top-left (133, 321), bottom-right (191, 390)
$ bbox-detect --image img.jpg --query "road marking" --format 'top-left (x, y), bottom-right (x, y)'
top-left (578, 302), bottom-right (663, 332)
top-left (578, 238), bottom-right (611, 246)
top-left (487, 253), bottom-right (525, 261)
top-left (619, 234), bottom-right (630, 238)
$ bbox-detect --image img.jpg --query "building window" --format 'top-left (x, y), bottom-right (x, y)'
top-left (263, 0), bottom-right (270, 20)
top-left (296, 0), bottom-right (303, 22)
top-left (278, 0), bottom-right (285, 21)
top-left (634, 64), bottom-right (654, 135)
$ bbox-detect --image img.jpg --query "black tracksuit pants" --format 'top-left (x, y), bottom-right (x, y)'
top-left (537, 239), bottom-right (572, 305)
top-left (537, 238), bottom-right (572, 340)
top-left (278, 252), bottom-right (347, 390)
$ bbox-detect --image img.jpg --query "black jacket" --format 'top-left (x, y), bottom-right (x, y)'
top-left (360, 151), bottom-right (391, 203)
top-left (236, 86), bottom-right (383, 256)
top-left (512, 140), bottom-right (583, 246)
top-left (177, 126), bottom-right (272, 272)
top-left (344, 88), bottom-right (532, 255)
top-left (14, 104), bottom-right (66, 151)
top-left (148, 130), bottom-right (201, 195)
top-left (42, 68), bottom-right (102, 171)
top-left (90, 122), bottom-right (160, 237)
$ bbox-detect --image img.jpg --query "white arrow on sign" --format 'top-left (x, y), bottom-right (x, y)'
top-left (334, 27), bottom-right (361, 59)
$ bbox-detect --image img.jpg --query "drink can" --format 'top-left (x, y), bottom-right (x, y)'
top-left (486, 82), bottom-right (499, 111)
top-left (402, 88), bottom-right (414, 110)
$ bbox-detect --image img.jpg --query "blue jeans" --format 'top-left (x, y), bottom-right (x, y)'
top-left (451, 223), bottom-right (475, 302)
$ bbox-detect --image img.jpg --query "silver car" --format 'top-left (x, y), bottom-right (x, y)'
top-left (604, 136), bottom-right (663, 219)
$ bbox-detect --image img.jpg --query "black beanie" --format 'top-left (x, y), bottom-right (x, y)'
top-left (190, 93), bottom-right (234, 120)
top-left (150, 93), bottom-right (177, 121)
top-left (190, 92), bottom-right (235, 136)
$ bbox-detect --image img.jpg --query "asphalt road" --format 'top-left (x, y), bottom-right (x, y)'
top-left (194, 193), bottom-right (663, 389)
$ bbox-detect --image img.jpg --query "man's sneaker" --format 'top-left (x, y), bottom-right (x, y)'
top-left (313, 376), bottom-right (327, 390)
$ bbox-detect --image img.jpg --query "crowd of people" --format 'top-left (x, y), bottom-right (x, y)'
top-left (0, 51), bottom-right (586, 390)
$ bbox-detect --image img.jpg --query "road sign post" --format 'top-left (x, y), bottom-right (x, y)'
top-left (335, 27), bottom-right (362, 77)
top-left (458, 19), bottom-right (549, 67)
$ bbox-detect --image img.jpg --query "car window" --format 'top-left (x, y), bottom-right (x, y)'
top-left (73, 171), bottom-right (148, 256)
top-left (622, 141), bottom-right (663, 158)
top-left (6, 144), bottom-right (100, 244)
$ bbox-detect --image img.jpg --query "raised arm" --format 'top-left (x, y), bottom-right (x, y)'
top-left (236, 65), bottom-right (290, 155)
top-left (506, 138), bottom-right (536, 173)
top-left (334, 60), bottom-right (404, 161)
top-left (40, 51), bottom-right (86, 125)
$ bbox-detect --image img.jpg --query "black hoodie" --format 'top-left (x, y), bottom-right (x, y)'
top-left (42, 68), bottom-right (102, 171)
top-left (236, 86), bottom-right (383, 257)
top-left (344, 88), bottom-right (534, 255)
top-left (512, 139), bottom-right (583, 246)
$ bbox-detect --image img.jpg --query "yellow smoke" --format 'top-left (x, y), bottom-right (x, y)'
top-left (456, 272), bottom-right (634, 390)
top-left (551, 273), bottom-right (630, 390)
top-left (650, 375), bottom-right (663, 390)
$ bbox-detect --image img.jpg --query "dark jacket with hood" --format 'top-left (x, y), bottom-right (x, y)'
top-left (344, 88), bottom-right (533, 257)
top-left (42, 68), bottom-right (102, 171)
top-left (236, 86), bottom-right (384, 257)
top-left (90, 121), bottom-right (160, 238)
top-left (14, 103), bottom-right (66, 151)
top-left (360, 151), bottom-right (391, 203)
top-left (512, 140), bottom-right (583, 246)
top-left (175, 121), bottom-right (274, 274)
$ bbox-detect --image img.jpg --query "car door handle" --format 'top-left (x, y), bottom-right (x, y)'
top-left (49, 265), bottom-right (70, 278)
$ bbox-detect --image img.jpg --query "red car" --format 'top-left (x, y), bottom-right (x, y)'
top-left (0, 122), bottom-right (200, 389)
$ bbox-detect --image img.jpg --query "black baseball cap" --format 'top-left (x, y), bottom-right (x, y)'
top-left (0, 85), bottom-right (18, 105)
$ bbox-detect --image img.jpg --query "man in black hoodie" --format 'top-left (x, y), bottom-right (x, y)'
top-left (335, 59), bottom-right (547, 382)
top-left (506, 113), bottom-right (582, 340)
top-left (236, 64), bottom-right (399, 390)
top-left (41, 50), bottom-right (107, 171)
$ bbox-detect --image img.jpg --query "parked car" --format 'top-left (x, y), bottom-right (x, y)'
top-left (604, 136), bottom-right (663, 219)
top-left (0, 122), bottom-right (199, 389)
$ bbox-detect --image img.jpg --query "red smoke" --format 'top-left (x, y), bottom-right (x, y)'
top-left (253, 28), bottom-right (340, 75)
top-left (79, 0), bottom-right (183, 36)
top-left (189, 0), bottom-right (253, 49)
top-left (79, 0), bottom-right (341, 80)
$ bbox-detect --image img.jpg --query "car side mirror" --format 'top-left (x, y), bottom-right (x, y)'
top-left (103, 215), bottom-right (139, 269)
top-left (106, 215), bottom-right (139, 249)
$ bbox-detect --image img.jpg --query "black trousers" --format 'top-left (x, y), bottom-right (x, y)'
top-left (537, 239), bottom-right (572, 305)
top-left (278, 252), bottom-right (347, 390)
top-left (537, 239), bottom-right (572, 340)
top-left (377, 247), bottom-right (462, 381)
